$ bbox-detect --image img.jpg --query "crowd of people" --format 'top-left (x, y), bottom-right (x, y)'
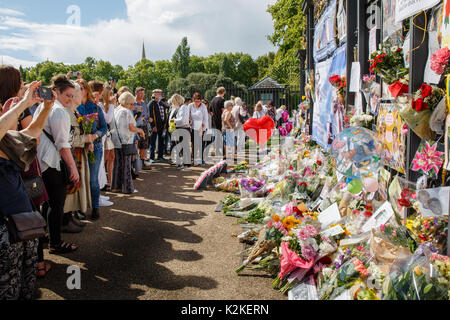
top-left (0, 64), bottom-right (291, 300)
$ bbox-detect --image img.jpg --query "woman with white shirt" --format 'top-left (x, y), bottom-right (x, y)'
top-left (99, 85), bottom-right (116, 195)
top-left (36, 75), bottom-right (79, 254)
top-left (253, 102), bottom-right (264, 119)
top-left (111, 92), bottom-right (144, 194)
top-left (231, 97), bottom-right (247, 152)
top-left (189, 92), bottom-right (209, 166)
top-left (171, 95), bottom-right (191, 170)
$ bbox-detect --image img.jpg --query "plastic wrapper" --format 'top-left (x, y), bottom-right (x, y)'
top-left (382, 248), bottom-right (449, 300)
top-left (215, 178), bottom-right (239, 193)
top-left (397, 96), bottom-right (436, 140)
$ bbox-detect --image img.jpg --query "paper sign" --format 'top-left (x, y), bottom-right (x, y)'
top-left (318, 203), bottom-right (341, 228)
top-left (362, 202), bottom-right (395, 233)
top-left (395, 0), bottom-right (440, 24)
top-left (369, 27), bottom-right (378, 55)
top-left (321, 224), bottom-right (345, 237)
top-left (417, 187), bottom-right (450, 217)
top-left (288, 276), bottom-right (319, 300)
top-left (349, 62), bottom-right (361, 93)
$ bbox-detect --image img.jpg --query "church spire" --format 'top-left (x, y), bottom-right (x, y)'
top-left (142, 41), bottom-right (146, 61)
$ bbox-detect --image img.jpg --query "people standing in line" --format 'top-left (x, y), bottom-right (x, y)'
top-left (189, 93), bottom-right (210, 166)
top-left (266, 100), bottom-right (277, 123)
top-left (62, 81), bottom-right (92, 233)
top-left (148, 89), bottom-right (169, 163)
top-left (76, 79), bottom-right (108, 221)
top-left (211, 87), bottom-right (226, 133)
top-left (134, 87), bottom-right (151, 171)
top-left (36, 75), bottom-right (79, 254)
top-left (222, 100), bottom-right (236, 160)
top-left (253, 102), bottom-right (264, 119)
top-left (111, 92), bottom-right (145, 194)
top-left (0, 77), bottom-right (56, 299)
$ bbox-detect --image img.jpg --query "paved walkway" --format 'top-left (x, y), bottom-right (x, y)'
top-left (34, 163), bottom-right (285, 300)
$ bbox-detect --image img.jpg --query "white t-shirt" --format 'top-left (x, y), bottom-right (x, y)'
top-left (189, 103), bottom-right (209, 131)
top-left (111, 105), bottom-right (136, 146)
top-left (36, 100), bottom-right (71, 173)
top-left (99, 102), bottom-right (115, 125)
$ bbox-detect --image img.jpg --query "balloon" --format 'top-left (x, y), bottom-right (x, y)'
top-left (363, 177), bottom-right (379, 193)
top-left (330, 127), bottom-right (383, 180)
top-left (347, 179), bottom-right (363, 194)
top-left (244, 116), bottom-right (275, 147)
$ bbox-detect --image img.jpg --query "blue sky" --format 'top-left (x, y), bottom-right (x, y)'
top-left (0, 0), bottom-right (277, 68)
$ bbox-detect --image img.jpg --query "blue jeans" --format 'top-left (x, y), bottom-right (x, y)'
top-left (89, 143), bottom-right (103, 209)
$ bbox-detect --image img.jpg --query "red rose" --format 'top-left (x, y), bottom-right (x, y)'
top-left (419, 84), bottom-right (432, 98)
top-left (414, 98), bottom-right (428, 112)
top-left (364, 211), bottom-right (373, 217)
top-left (329, 75), bottom-right (340, 84)
top-left (316, 160), bottom-right (322, 166)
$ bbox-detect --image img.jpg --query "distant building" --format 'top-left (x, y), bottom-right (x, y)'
top-left (142, 42), bottom-right (146, 61)
top-left (249, 77), bottom-right (286, 108)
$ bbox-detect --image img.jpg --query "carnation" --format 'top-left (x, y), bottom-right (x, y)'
top-left (431, 48), bottom-right (450, 75)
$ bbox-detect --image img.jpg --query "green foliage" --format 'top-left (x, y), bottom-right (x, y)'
top-left (172, 37), bottom-right (191, 78)
top-left (267, 0), bottom-right (306, 86)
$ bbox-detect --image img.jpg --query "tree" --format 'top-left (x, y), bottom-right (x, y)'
top-left (267, 0), bottom-right (306, 86)
top-left (255, 52), bottom-right (276, 80)
top-left (172, 37), bottom-right (191, 78)
top-left (189, 55), bottom-right (206, 73)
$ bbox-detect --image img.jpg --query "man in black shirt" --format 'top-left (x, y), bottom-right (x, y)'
top-left (210, 87), bottom-right (226, 131)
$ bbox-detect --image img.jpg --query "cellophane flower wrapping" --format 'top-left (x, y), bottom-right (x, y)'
top-left (397, 96), bottom-right (435, 140)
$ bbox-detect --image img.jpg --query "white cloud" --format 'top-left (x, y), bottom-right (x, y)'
top-left (0, 8), bottom-right (25, 17)
top-left (0, 0), bottom-right (277, 67)
top-left (0, 55), bottom-right (37, 68)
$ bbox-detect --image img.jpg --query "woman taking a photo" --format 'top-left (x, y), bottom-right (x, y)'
top-left (189, 93), bottom-right (209, 166)
top-left (111, 92), bottom-right (144, 194)
top-left (36, 75), bottom-right (79, 254)
top-left (76, 79), bottom-right (108, 221)
top-left (0, 77), bottom-right (56, 299)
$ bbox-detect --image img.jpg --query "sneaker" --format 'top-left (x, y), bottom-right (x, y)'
top-left (70, 214), bottom-right (86, 228)
top-left (133, 189), bottom-right (139, 193)
top-left (150, 159), bottom-right (156, 164)
top-left (99, 198), bottom-right (114, 207)
top-left (158, 158), bottom-right (169, 163)
top-left (100, 195), bottom-right (110, 201)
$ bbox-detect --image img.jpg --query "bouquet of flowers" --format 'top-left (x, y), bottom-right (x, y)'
top-left (430, 253), bottom-right (450, 288)
top-left (369, 40), bottom-right (409, 85)
top-left (349, 114), bottom-right (374, 129)
top-left (233, 161), bottom-right (249, 173)
top-left (397, 95), bottom-right (435, 140)
top-left (406, 215), bottom-right (448, 252)
top-left (329, 75), bottom-right (347, 95)
top-left (240, 178), bottom-right (266, 198)
top-left (430, 47), bottom-right (450, 78)
top-left (77, 113), bottom-right (98, 163)
top-left (411, 84), bottom-right (445, 112)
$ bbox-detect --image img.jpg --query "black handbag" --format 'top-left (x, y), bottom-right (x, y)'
top-left (3, 176), bottom-right (47, 244)
top-left (22, 175), bottom-right (45, 200)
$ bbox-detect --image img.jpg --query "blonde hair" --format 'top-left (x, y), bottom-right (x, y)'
top-left (117, 86), bottom-right (132, 97)
top-left (119, 92), bottom-right (135, 106)
top-left (280, 105), bottom-right (287, 111)
top-left (170, 93), bottom-right (184, 107)
top-left (234, 97), bottom-right (243, 107)
top-left (101, 86), bottom-right (113, 113)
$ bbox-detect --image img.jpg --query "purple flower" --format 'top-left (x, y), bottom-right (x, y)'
top-left (279, 127), bottom-right (287, 137)
top-left (297, 229), bottom-right (309, 241)
top-left (306, 225), bottom-right (318, 236)
top-left (346, 249), bottom-right (352, 255)
top-left (285, 122), bottom-right (293, 133)
top-left (301, 245), bottom-right (317, 260)
top-left (282, 111), bottom-right (289, 123)
top-left (434, 217), bottom-right (439, 226)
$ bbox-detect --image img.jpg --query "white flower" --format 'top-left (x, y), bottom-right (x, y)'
top-left (322, 268), bottom-right (334, 278)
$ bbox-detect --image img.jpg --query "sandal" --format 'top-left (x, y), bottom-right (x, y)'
top-left (49, 241), bottom-right (78, 254)
top-left (37, 262), bottom-right (51, 278)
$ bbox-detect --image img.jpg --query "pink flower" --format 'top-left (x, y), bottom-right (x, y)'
top-left (285, 122), bottom-right (293, 133)
top-left (301, 245), bottom-right (317, 261)
top-left (392, 231), bottom-right (397, 237)
top-left (431, 48), bottom-right (450, 75)
top-left (353, 258), bottom-right (370, 277)
top-left (279, 127), bottom-right (288, 137)
top-left (284, 202), bottom-right (295, 216)
top-left (282, 111), bottom-right (289, 123)
top-left (267, 222), bottom-right (273, 228)
top-left (321, 235), bottom-right (331, 243)
top-left (305, 225), bottom-right (318, 236)
top-left (379, 224), bottom-right (386, 232)
top-left (297, 229), bottom-right (309, 241)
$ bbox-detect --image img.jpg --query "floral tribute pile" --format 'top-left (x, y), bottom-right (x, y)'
top-left (212, 122), bottom-right (449, 300)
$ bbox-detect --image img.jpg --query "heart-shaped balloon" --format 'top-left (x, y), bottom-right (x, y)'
top-left (243, 116), bottom-right (275, 147)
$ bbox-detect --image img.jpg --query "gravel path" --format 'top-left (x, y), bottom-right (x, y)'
top-left (34, 163), bottom-right (286, 300)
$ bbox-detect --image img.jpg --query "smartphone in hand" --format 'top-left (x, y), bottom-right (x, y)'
top-left (38, 86), bottom-right (53, 100)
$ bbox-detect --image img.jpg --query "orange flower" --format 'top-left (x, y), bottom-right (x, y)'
top-left (282, 216), bottom-right (302, 231)
top-left (272, 214), bottom-right (281, 223)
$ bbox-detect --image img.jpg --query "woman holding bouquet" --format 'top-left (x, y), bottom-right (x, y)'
top-left (62, 81), bottom-right (92, 228)
top-left (76, 79), bottom-right (108, 221)
top-left (111, 92), bottom-right (145, 194)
